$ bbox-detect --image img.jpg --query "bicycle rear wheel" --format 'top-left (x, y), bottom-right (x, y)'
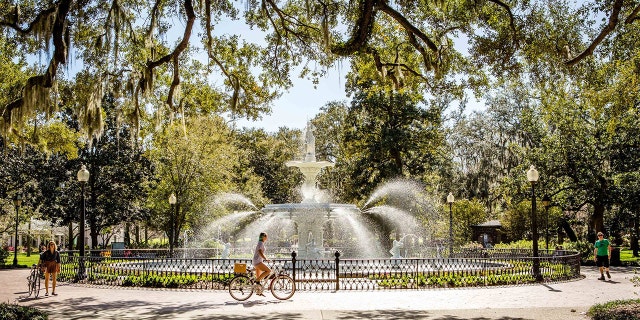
top-left (270, 274), bottom-right (295, 300)
top-left (27, 270), bottom-right (38, 298)
top-left (33, 272), bottom-right (40, 298)
top-left (27, 276), bottom-right (34, 297)
top-left (228, 275), bottom-right (254, 301)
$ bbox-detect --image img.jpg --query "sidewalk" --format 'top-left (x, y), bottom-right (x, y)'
top-left (1, 267), bottom-right (638, 319)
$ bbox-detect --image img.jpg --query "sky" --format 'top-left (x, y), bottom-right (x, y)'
top-left (230, 65), bottom-right (350, 132)
top-left (213, 15), bottom-right (353, 133)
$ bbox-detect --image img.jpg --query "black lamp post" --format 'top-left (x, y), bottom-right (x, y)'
top-left (542, 195), bottom-right (551, 251)
top-left (12, 194), bottom-right (23, 267)
top-left (168, 193), bottom-right (177, 257)
top-left (77, 164), bottom-right (90, 279)
top-left (526, 165), bottom-right (542, 281)
top-left (447, 192), bottom-right (455, 255)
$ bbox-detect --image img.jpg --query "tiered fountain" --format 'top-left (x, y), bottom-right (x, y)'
top-left (262, 121), bottom-right (363, 258)
top-left (202, 121), bottom-right (434, 259)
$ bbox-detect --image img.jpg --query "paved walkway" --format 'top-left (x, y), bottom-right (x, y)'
top-left (1, 267), bottom-right (638, 319)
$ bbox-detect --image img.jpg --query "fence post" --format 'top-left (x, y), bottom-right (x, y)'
top-left (334, 251), bottom-right (340, 291)
top-left (291, 251), bottom-right (297, 282)
top-left (483, 250), bottom-right (488, 286)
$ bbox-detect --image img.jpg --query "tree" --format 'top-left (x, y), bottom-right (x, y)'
top-left (450, 199), bottom-right (489, 245)
top-left (234, 128), bottom-right (301, 204)
top-left (3, 0), bottom-right (638, 145)
top-left (77, 94), bottom-right (154, 248)
top-left (147, 116), bottom-right (245, 252)
top-left (339, 87), bottom-right (444, 203)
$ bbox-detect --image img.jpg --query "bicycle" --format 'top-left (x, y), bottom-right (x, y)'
top-left (27, 264), bottom-right (42, 298)
top-left (228, 262), bottom-right (295, 301)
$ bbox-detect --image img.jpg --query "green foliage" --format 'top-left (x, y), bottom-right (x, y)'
top-left (233, 127), bottom-right (301, 204)
top-left (619, 249), bottom-right (639, 266)
top-left (587, 299), bottom-right (640, 320)
top-left (120, 273), bottom-right (229, 288)
top-left (339, 89), bottom-right (445, 203)
top-left (0, 247), bottom-right (7, 265)
top-left (558, 241), bottom-right (597, 265)
top-left (449, 199), bottom-right (489, 245)
top-left (147, 116), bottom-right (246, 249)
top-left (0, 302), bottom-right (48, 320)
top-left (493, 239), bottom-right (534, 250)
top-left (501, 201), bottom-right (536, 242)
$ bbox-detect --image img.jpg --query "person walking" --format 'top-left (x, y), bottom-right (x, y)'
top-left (39, 240), bottom-right (61, 296)
top-left (594, 232), bottom-right (612, 280)
top-left (252, 232), bottom-right (271, 296)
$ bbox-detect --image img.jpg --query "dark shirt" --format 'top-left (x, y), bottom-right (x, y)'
top-left (40, 250), bottom-right (61, 263)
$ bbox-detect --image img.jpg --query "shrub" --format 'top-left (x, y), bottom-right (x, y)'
top-left (562, 241), bottom-right (594, 264)
top-left (0, 247), bottom-right (9, 265)
top-left (588, 299), bottom-right (640, 320)
top-left (0, 302), bottom-right (48, 320)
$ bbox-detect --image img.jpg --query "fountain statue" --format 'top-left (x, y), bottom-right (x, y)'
top-left (390, 239), bottom-right (404, 259)
top-left (221, 242), bottom-right (231, 260)
top-left (284, 121), bottom-right (334, 203)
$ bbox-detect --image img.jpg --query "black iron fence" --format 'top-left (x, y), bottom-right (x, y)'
top-left (57, 248), bottom-right (581, 290)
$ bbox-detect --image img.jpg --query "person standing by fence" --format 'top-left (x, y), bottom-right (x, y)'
top-left (39, 240), bottom-right (61, 296)
top-left (594, 232), bottom-right (612, 280)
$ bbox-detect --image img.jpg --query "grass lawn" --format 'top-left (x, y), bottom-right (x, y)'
top-left (1, 252), bottom-right (41, 268)
top-left (619, 248), bottom-right (639, 265)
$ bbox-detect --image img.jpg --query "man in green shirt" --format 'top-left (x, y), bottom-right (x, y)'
top-left (593, 232), bottom-right (612, 280)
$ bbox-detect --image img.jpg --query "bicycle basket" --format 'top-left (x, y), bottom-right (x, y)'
top-left (233, 263), bottom-right (247, 274)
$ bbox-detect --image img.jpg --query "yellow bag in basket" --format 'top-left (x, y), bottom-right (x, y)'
top-left (234, 263), bottom-right (247, 274)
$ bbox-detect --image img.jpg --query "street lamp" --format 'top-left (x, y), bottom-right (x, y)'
top-left (542, 195), bottom-right (551, 251)
top-left (168, 193), bottom-right (177, 257)
top-left (447, 192), bottom-right (455, 255)
top-left (526, 165), bottom-right (542, 281)
top-left (12, 194), bottom-right (23, 267)
top-left (77, 164), bottom-right (90, 279)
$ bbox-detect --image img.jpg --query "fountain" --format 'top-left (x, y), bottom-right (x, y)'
top-left (260, 120), bottom-right (372, 258)
top-left (194, 121), bottom-right (438, 259)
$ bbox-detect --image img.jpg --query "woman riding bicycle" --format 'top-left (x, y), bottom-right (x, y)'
top-left (252, 232), bottom-right (271, 287)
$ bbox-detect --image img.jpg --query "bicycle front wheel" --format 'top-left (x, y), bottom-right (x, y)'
top-left (270, 274), bottom-right (295, 300)
top-left (228, 275), bottom-right (254, 301)
top-left (27, 275), bottom-right (35, 297)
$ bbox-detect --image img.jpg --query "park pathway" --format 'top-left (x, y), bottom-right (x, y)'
top-left (1, 266), bottom-right (638, 319)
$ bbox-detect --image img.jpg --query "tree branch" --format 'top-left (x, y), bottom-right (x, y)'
top-left (376, 1), bottom-right (438, 52)
top-left (0, 5), bottom-right (57, 35)
top-left (330, 0), bottom-right (377, 55)
top-left (2, 0), bottom-right (72, 131)
top-left (487, 0), bottom-right (518, 44)
top-left (565, 0), bottom-right (623, 66)
top-left (146, 0), bottom-right (195, 109)
top-left (625, 4), bottom-right (640, 24)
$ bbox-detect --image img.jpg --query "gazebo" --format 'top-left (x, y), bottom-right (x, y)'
top-left (471, 220), bottom-right (504, 247)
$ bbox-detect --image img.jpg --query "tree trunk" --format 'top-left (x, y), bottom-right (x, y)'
top-left (633, 217), bottom-right (639, 257)
top-left (124, 222), bottom-right (131, 246)
top-left (68, 222), bottom-right (74, 251)
top-left (592, 203), bottom-right (605, 236)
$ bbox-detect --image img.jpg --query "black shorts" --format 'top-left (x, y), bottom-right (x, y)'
top-left (596, 255), bottom-right (609, 268)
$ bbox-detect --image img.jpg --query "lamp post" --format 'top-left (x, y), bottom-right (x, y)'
top-left (168, 193), bottom-right (177, 257)
top-left (447, 192), bottom-right (455, 255)
top-left (542, 195), bottom-right (551, 251)
top-left (77, 164), bottom-right (90, 279)
top-left (12, 194), bottom-right (23, 267)
top-left (526, 165), bottom-right (542, 281)
top-left (26, 217), bottom-right (31, 257)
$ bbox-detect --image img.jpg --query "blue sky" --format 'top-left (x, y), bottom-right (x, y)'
top-left (230, 65), bottom-right (350, 132)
